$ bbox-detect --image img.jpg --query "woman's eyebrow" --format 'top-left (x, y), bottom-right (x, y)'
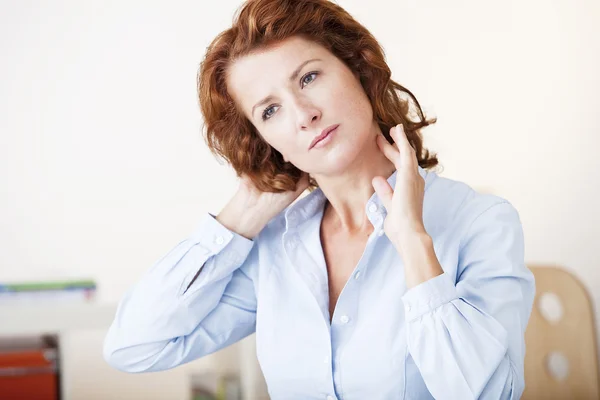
top-left (251, 58), bottom-right (322, 117)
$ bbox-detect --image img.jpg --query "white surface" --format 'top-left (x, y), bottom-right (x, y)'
top-left (1, 0), bottom-right (599, 398)
top-left (0, 303), bottom-right (117, 400)
top-left (0, 302), bottom-right (116, 336)
top-left (0, 302), bottom-right (265, 400)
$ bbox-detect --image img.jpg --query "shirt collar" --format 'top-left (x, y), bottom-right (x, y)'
top-left (284, 166), bottom-right (433, 229)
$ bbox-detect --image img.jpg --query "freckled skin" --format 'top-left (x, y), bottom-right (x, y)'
top-left (226, 36), bottom-right (378, 177)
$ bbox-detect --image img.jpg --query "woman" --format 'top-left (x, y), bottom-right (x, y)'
top-left (104, 0), bottom-right (535, 399)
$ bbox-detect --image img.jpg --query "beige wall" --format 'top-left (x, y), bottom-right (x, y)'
top-left (1, 0), bottom-right (598, 398)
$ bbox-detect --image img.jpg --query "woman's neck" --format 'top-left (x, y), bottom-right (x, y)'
top-left (315, 135), bottom-right (396, 235)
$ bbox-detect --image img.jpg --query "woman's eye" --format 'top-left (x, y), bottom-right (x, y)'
top-left (262, 105), bottom-right (277, 121)
top-left (301, 71), bottom-right (318, 87)
top-left (261, 72), bottom-right (319, 121)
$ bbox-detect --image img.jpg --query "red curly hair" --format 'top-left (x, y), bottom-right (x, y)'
top-left (197, 0), bottom-right (438, 193)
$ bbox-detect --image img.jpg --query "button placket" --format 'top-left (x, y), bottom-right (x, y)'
top-left (368, 202), bottom-right (378, 213)
top-left (334, 370), bottom-right (341, 384)
top-left (310, 272), bottom-right (319, 284)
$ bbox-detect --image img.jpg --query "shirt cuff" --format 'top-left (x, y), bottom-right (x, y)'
top-left (190, 213), bottom-right (253, 248)
top-left (184, 213), bottom-right (255, 285)
top-left (401, 272), bottom-right (459, 321)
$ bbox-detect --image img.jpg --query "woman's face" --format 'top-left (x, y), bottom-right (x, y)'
top-left (226, 36), bottom-right (380, 176)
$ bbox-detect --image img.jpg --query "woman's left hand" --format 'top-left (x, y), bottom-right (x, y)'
top-left (372, 124), bottom-right (428, 253)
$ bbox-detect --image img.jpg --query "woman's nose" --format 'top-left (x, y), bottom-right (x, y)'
top-left (294, 99), bottom-right (321, 130)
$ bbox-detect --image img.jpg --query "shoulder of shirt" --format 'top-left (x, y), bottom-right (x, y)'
top-left (424, 172), bottom-right (520, 240)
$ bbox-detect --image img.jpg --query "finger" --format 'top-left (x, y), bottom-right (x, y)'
top-left (372, 176), bottom-right (393, 210)
top-left (376, 134), bottom-right (401, 169)
top-left (390, 124), bottom-right (417, 170)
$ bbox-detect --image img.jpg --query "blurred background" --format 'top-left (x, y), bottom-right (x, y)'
top-left (1, 0), bottom-right (598, 399)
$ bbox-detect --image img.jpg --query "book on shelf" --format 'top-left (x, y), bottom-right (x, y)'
top-left (0, 279), bottom-right (97, 304)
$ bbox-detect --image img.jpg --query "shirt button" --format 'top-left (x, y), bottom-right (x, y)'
top-left (377, 229), bottom-right (385, 237)
top-left (406, 304), bottom-right (411, 312)
top-left (368, 203), bottom-right (378, 213)
top-left (323, 355), bottom-right (330, 364)
top-left (354, 270), bottom-right (361, 280)
top-left (327, 396), bottom-right (335, 400)
top-left (340, 315), bottom-right (350, 324)
top-left (215, 236), bottom-right (224, 245)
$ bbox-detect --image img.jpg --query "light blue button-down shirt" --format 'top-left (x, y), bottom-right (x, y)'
top-left (104, 167), bottom-right (535, 399)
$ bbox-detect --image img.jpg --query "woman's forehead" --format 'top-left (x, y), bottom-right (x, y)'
top-left (227, 38), bottom-right (332, 110)
top-left (239, 37), bottom-right (329, 69)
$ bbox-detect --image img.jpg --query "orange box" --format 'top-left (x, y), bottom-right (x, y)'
top-left (0, 335), bottom-right (59, 400)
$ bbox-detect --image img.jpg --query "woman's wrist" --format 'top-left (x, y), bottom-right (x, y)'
top-left (397, 233), bottom-right (444, 289)
top-left (216, 194), bottom-right (271, 240)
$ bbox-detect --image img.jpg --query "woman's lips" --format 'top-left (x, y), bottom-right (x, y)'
top-left (310, 126), bottom-right (338, 149)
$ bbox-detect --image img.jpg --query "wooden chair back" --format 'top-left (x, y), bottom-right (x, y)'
top-left (523, 265), bottom-right (600, 399)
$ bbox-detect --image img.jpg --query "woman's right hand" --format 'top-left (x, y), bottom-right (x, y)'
top-left (216, 172), bottom-right (310, 240)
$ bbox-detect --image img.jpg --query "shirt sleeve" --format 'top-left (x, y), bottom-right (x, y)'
top-left (103, 212), bottom-right (259, 373)
top-left (401, 201), bottom-right (536, 399)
